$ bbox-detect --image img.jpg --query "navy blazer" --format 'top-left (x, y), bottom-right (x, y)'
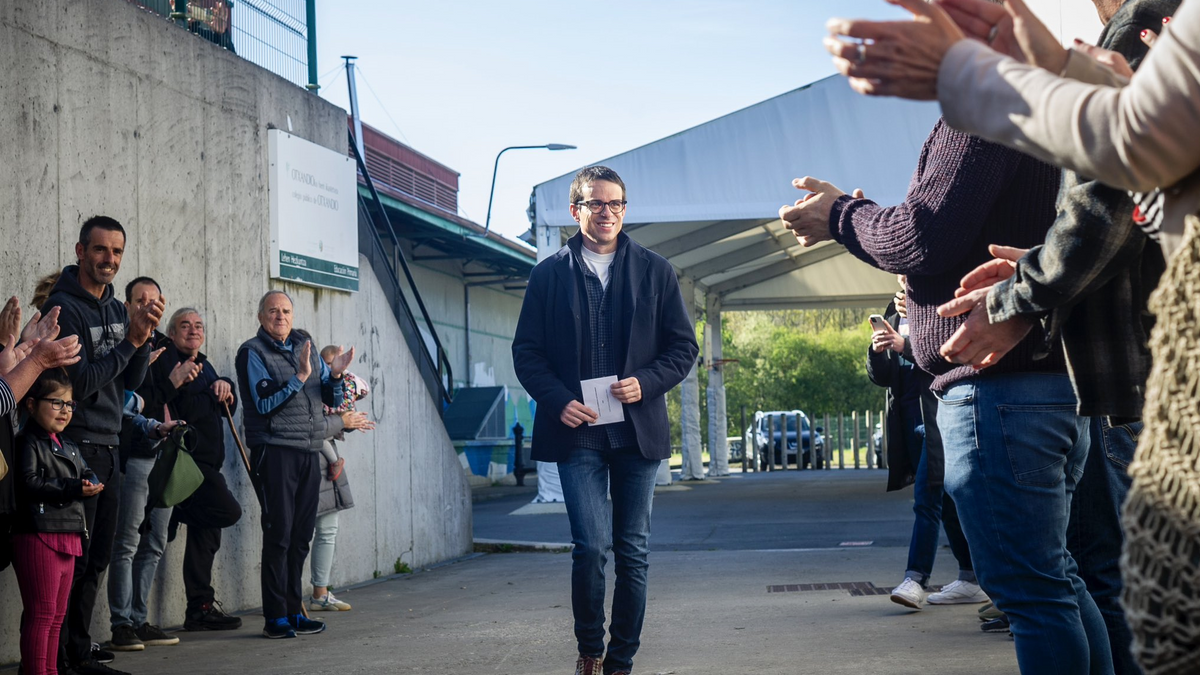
top-left (513, 232), bottom-right (699, 462)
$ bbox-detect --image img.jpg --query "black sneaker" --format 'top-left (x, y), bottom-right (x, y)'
top-left (135, 623), bottom-right (180, 646)
top-left (981, 616), bottom-right (1012, 633)
top-left (107, 624), bottom-right (143, 652)
top-left (262, 618), bottom-right (296, 640)
top-left (90, 644), bottom-right (115, 664)
top-left (184, 600), bottom-right (243, 631)
top-left (289, 613), bottom-right (326, 635)
top-left (73, 660), bottom-right (130, 675)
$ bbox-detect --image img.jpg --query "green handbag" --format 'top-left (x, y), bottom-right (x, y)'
top-left (140, 424), bottom-right (205, 535)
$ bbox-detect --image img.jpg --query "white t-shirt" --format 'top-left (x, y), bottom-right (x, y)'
top-left (579, 246), bottom-right (616, 289)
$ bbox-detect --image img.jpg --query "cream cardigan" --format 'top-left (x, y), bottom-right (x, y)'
top-left (936, 0), bottom-right (1200, 255)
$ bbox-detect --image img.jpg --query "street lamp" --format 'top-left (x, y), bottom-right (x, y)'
top-left (480, 144), bottom-right (576, 237)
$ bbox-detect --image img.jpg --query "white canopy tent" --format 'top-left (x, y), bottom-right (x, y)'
top-left (530, 75), bottom-right (942, 498)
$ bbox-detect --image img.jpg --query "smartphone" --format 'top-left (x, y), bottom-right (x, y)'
top-left (868, 314), bottom-right (886, 331)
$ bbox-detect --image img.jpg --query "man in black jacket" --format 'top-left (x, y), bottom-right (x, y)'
top-left (512, 166), bottom-right (698, 675)
top-left (43, 216), bottom-right (163, 675)
top-left (158, 307), bottom-right (244, 632)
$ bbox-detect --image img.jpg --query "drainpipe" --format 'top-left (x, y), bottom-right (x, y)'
top-left (464, 284), bottom-right (472, 388)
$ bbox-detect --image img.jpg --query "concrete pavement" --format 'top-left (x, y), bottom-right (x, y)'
top-left (6, 470), bottom-right (1019, 674)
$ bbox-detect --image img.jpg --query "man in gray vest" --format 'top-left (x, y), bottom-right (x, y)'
top-left (235, 290), bottom-right (353, 639)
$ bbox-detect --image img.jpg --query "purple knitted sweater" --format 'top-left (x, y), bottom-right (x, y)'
top-left (830, 119), bottom-right (1067, 392)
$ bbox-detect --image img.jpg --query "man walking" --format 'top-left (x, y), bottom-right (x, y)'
top-left (235, 290), bottom-right (351, 639)
top-left (513, 166), bottom-right (698, 675)
top-left (43, 216), bottom-right (163, 675)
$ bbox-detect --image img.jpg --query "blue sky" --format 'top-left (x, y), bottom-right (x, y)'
top-left (312, 1), bottom-right (915, 242)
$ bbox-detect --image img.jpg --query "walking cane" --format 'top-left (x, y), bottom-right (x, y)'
top-left (222, 401), bottom-right (312, 619)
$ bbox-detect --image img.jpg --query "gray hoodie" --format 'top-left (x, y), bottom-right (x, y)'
top-left (42, 266), bottom-right (150, 445)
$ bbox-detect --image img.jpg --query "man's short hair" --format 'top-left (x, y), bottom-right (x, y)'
top-left (79, 216), bottom-right (126, 248)
top-left (568, 166), bottom-right (626, 205)
top-left (257, 289), bottom-right (292, 316)
top-left (124, 276), bottom-right (162, 303)
top-left (168, 307), bottom-right (202, 335)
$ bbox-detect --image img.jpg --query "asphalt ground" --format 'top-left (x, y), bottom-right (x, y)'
top-left (7, 469), bottom-right (1020, 674)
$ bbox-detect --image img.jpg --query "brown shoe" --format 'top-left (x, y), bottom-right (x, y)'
top-left (574, 654), bottom-right (603, 675)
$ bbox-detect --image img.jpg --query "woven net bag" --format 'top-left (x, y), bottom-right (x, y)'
top-left (1123, 213), bottom-right (1200, 675)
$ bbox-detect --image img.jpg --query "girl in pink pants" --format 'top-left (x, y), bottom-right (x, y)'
top-left (12, 369), bottom-right (101, 675)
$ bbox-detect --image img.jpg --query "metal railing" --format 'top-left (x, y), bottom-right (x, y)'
top-left (744, 410), bottom-right (886, 472)
top-left (351, 130), bottom-right (455, 409)
top-left (125, 0), bottom-right (318, 90)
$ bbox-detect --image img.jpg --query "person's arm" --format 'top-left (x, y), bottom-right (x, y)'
top-left (241, 348), bottom-right (303, 416)
top-left (40, 299), bottom-right (139, 402)
top-left (938, 4), bottom-right (1200, 193)
top-left (624, 266), bottom-right (700, 402)
top-left (512, 268), bottom-right (581, 416)
top-left (318, 359), bottom-right (344, 409)
top-left (866, 305), bottom-right (899, 387)
top-left (0, 377), bottom-right (14, 416)
top-left (987, 167), bottom-right (1147, 323)
top-left (829, 122), bottom-right (1022, 276)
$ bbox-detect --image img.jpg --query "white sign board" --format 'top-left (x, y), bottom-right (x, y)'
top-left (268, 129), bottom-right (359, 292)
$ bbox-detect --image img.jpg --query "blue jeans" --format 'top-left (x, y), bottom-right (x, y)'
top-left (310, 510), bottom-right (339, 588)
top-left (1069, 417), bottom-right (1141, 675)
top-left (937, 373), bottom-right (1113, 675)
top-left (108, 457), bottom-right (171, 629)
top-left (558, 447), bottom-right (659, 674)
top-left (907, 420), bottom-right (974, 583)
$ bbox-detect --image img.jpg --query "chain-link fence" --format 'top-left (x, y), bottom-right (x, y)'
top-left (126, 0), bottom-right (316, 90)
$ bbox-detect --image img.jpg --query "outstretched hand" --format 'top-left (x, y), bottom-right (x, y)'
top-left (779, 177), bottom-right (851, 247)
top-left (826, 0), bottom-right (965, 100)
top-left (329, 346), bottom-right (356, 378)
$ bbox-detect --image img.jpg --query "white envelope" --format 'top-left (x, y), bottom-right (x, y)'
top-left (580, 375), bottom-right (625, 426)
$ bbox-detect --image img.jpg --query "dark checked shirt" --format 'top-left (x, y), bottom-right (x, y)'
top-left (574, 249), bottom-right (638, 452)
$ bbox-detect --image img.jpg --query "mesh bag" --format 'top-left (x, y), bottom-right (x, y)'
top-left (1122, 213), bottom-right (1200, 675)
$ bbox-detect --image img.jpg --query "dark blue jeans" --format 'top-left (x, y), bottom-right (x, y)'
top-left (558, 447), bottom-right (660, 674)
top-left (937, 374), bottom-right (1113, 675)
top-left (905, 401), bottom-right (974, 585)
top-left (1069, 417), bottom-right (1141, 675)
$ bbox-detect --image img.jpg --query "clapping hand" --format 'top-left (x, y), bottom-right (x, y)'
top-left (779, 178), bottom-right (862, 247)
top-left (169, 356), bottom-right (203, 388)
top-left (296, 340), bottom-right (313, 382)
top-left (329, 345), bottom-right (356, 379)
top-left (339, 410), bottom-right (375, 431)
top-left (0, 297), bottom-right (21, 345)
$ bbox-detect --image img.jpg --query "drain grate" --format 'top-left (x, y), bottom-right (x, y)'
top-left (768, 581), bottom-right (891, 596)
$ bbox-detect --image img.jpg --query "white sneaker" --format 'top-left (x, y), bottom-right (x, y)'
top-left (927, 579), bottom-right (989, 605)
top-left (308, 591), bottom-right (352, 611)
top-left (890, 577), bottom-right (927, 609)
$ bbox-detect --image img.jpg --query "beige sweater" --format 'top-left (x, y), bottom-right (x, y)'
top-left (936, 0), bottom-right (1200, 254)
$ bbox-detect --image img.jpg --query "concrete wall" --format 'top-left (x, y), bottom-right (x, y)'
top-left (408, 260), bottom-right (535, 450)
top-left (0, 0), bottom-right (470, 661)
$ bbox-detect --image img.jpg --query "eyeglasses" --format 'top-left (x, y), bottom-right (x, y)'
top-left (574, 200), bottom-right (627, 214)
top-left (39, 398), bottom-right (78, 412)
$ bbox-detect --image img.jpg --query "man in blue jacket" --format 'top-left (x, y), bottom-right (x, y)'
top-left (235, 290), bottom-right (351, 640)
top-left (512, 166), bottom-right (698, 675)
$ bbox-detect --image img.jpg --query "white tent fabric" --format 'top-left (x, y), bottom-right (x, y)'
top-left (533, 75), bottom-right (941, 310)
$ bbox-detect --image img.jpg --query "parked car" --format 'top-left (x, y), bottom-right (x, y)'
top-left (750, 410), bottom-right (824, 469)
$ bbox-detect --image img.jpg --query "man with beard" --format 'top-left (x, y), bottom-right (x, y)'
top-left (42, 216), bottom-right (163, 675)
